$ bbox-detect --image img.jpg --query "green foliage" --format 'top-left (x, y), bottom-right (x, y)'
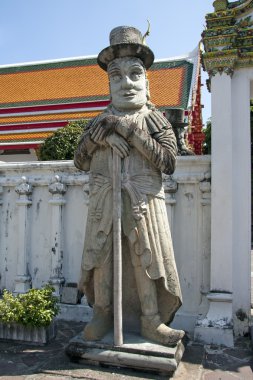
top-left (37, 120), bottom-right (87, 161)
top-left (202, 119), bottom-right (211, 154)
top-left (0, 285), bottom-right (59, 327)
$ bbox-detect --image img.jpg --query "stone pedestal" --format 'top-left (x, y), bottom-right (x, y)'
top-left (66, 332), bottom-right (184, 376)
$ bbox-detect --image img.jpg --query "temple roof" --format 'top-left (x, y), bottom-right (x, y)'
top-left (0, 50), bottom-right (199, 150)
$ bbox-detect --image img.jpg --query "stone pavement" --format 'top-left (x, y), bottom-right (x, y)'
top-left (0, 320), bottom-right (252, 380)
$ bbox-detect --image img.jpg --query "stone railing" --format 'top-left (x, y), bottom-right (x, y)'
top-left (0, 156), bottom-right (211, 334)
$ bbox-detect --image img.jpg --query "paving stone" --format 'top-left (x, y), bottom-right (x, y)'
top-left (202, 371), bottom-right (241, 379)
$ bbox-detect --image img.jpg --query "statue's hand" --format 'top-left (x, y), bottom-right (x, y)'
top-left (115, 118), bottom-right (136, 140)
top-left (90, 115), bottom-right (119, 144)
top-left (106, 133), bottom-right (130, 158)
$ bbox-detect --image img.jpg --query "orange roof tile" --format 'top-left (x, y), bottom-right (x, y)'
top-left (149, 67), bottom-right (185, 107)
top-left (0, 55), bottom-right (198, 150)
top-left (0, 132), bottom-right (53, 141)
top-left (0, 66), bottom-right (109, 105)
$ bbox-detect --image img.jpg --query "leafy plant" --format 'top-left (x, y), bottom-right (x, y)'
top-left (0, 285), bottom-right (59, 327)
top-left (37, 120), bottom-right (87, 161)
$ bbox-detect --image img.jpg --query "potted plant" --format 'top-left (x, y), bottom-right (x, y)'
top-left (0, 284), bottom-right (59, 344)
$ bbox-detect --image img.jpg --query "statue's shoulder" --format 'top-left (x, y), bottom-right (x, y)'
top-left (145, 107), bottom-right (172, 134)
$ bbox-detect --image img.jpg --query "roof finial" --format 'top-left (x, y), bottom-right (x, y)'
top-left (142, 20), bottom-right (151, 45)
top-left (213, 0), bottom-right (228, 12)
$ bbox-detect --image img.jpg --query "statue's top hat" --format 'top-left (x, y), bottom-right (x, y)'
top-left (165, 108), bottom-right (188, 127)
top-left (97, 26), bottom-right (155, 71)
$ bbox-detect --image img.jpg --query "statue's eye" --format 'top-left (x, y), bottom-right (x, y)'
top-left (110, 73), bottom-right (121, 82)
top-left (130, 71), bottom-right (143, 81)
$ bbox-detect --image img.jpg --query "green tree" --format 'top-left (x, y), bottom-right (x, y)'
top-left (202, 119), bottom-right (211, 154)
top-left (37, 120), bottom-right (87, 160)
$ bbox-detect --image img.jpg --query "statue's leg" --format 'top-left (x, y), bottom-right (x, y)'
top-left (83, 258), bottom-right (113, 341)
top-left (134, 264), bottom-right (185, 345)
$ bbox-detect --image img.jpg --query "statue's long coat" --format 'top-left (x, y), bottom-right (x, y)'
top-left (74, 105), bottom-right (182, 328)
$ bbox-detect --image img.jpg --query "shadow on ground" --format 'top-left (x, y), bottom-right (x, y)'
top-left (0, 320), bottom-right (252, 380)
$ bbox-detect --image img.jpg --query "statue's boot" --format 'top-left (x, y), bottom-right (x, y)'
top-left (83, 262), bottom-right (113, 341)
top-left (141, 314), bottom-right (184, 345)
top-left (134, 265), bottom-right (184, 346)
top-left (84, 305), bottom-right (113, 341)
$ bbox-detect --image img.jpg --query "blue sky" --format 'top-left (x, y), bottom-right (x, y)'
top-left (0, 0), bottom-right (214, 122)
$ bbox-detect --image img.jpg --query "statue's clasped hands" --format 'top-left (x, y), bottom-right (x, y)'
top-left (90, 115), bottom-right (135, 158)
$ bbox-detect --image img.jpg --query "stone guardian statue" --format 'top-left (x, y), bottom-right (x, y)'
top-left (74, 26), bottom-right (184, 346)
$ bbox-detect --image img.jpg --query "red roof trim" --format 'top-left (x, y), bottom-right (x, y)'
top-left (0, 100), bottom-right (110, 115)
top-left (0, 143), bottom-right (39, 150)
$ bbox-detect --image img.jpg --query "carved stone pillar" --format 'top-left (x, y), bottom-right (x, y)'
top-left (48, 175), bottom-right (66, 297)
top-left (14, 176), bottom-right (32, 293)
top-left (164, 176), bottom-right (177, 237)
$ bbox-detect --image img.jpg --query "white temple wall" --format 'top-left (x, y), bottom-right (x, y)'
top-left (231, 69), bottom-right (252, 336)
top-left (194, 68), bottom-right (252, 347)
top-left (0, 158), bottom-right (211, 334)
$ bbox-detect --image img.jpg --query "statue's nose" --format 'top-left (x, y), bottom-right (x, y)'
top-left (121, 75), bottom-right (133, 89)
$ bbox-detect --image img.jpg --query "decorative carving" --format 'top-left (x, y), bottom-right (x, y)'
top-left (48, 175), bottom-right (67, 196)
top-left (202, 1), bottom-right (253, 76)
top-left (15, 176), bottom-right (33, 198)
top-left (213, 0), bottom-right (228, 12)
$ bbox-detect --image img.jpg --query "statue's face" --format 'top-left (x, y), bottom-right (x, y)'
top-left (108, 57), bottom-right (147, 111)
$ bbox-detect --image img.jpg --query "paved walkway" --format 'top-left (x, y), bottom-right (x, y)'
top-left (0, 320), bottom-right (252, 380)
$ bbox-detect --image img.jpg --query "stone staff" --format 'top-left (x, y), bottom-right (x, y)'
top-left (112, 151), bottom-right (123, 346)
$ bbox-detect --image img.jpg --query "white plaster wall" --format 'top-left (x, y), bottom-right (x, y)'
top-left (0, 158), bottom-right (211, 334)
top-left (210, 68), bottom-right (253, 335)
top-left (231, 68), bottom-right (252, 335)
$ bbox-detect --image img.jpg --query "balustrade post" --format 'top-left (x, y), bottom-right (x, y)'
top-left (48, 175), bottom-right (66, 297)
top-left (14, 176), bottom-right (32, 293)
top-left (198, 181), bottom-right (211, 314)
top-left (164, 176), bottom-right (177, 237)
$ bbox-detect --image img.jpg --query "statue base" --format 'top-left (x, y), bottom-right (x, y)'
top-left (65, 331), bottom-right (184, 376)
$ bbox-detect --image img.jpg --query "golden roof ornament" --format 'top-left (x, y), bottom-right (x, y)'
top-left (213, 0), bottom-right (228, 12)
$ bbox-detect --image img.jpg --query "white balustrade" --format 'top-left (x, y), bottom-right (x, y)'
top-left (0, 158), bottom-right (211, 336)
